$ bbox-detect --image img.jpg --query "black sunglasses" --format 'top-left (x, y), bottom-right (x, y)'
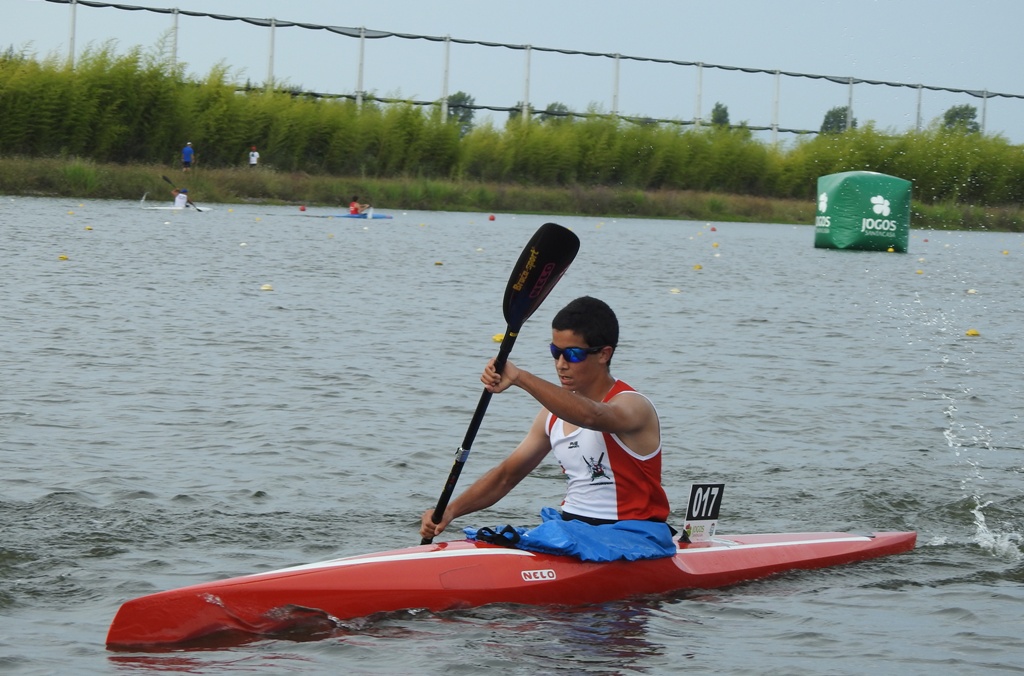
top-left (549, 343), bottom-right (606, 363)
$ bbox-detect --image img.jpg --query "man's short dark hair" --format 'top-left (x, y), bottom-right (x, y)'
top-left (552, 296), bottom-right (618, 350)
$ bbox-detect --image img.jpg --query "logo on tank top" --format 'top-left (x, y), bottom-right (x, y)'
top-left (585, 452), bottom-right (611, 483)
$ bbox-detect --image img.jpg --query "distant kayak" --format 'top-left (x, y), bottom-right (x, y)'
top-left (302, 206), bottom-right (393, 219)
top-left (305, 212), bottom-right (394, 220)
top-left (139, 193), bottom-right (210, 212)
top-left (341, 212), bottom-right (393, 219)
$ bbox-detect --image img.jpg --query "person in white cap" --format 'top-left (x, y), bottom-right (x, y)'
top-left (181, 142), bottom-right (195, 172)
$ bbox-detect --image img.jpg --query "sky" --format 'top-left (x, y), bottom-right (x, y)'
top-left (5, 0), bottom-right (1024, 144)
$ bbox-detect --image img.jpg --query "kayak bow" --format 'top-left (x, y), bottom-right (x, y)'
top-left (106, 530), bottom-right (915, 650)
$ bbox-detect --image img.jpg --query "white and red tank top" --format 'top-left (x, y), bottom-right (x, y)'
top-left (546, 379), bottom-right (670, 522)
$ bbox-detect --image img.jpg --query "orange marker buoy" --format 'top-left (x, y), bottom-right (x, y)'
top-left (488, 214), bottom-right (495, 221)
top-left (300, 205), bottom-right (306, 212)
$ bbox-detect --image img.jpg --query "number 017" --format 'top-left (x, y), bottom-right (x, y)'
top-left (686, 483), bottom-right (723, 520)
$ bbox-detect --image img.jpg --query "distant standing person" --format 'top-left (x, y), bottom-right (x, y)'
top-left (181, 142), bottom-right (195, 172)
top-left (349, 195), bottom-right (369, 214)
top-left (248, 146), bottom-right (260, 168)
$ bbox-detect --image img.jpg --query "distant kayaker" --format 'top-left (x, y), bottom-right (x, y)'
top-left (171, 188), bottom-right (194, 209)
top-left (420, 296), bottom-right (671, 541)
top-left (349, 196), bottom-right (369, 214)
top-left (248, 145), bottom-right (260, 168)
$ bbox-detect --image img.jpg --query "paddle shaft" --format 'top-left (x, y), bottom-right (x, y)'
top-left (422, 333), bottom-right (517, 544)
top-left (420, 222), bottom-right (579, 546)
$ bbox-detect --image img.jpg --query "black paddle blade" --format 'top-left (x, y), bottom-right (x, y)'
top-left (502, 223), bottom-right (580, 332)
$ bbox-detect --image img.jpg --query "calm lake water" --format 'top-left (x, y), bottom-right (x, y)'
top-left (2, 196), bottom-right (1022, 675)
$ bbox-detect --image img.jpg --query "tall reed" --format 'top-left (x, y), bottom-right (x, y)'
top-left (1, 45), bottom-right (1023, 224)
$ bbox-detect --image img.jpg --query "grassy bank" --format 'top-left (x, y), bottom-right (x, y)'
top-left (3, 48), bottom-right (1024, 232)
top-left (1, 156), bottom-right (1022, 232)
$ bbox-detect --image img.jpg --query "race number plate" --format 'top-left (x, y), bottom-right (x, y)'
top-left (683, 483), bottom-right (724, 542)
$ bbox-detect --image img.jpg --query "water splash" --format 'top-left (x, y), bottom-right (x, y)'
top-left (944, 405), bottom-right (1023, 560)
top-left (970, 501), bottom-right (1022, 561)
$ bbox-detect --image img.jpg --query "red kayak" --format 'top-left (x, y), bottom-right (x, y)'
top-left (106, 530), bottom-right (916, 649)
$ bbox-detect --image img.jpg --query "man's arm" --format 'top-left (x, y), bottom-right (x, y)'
top-left (419, 409), bottom-right (551, 540)
top-left (483, 360), bottom-right (660, 454)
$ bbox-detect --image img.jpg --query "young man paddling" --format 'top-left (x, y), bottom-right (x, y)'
top-left (420, 296), bottom-right (671, 541)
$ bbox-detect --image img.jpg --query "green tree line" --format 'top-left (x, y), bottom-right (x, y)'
top-left (2, 45), bottom-right (1023, 207)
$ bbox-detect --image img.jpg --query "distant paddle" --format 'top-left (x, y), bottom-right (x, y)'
top-left (421, 222), bottom-right (581, 545)
top-left (160, 175), bottom-right (203, 211)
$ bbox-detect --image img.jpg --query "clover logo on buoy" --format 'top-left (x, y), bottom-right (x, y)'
top-left (818, 192), bottom-right (828, 213)
top-left (871, 195), bottom-right (891, 217)
top-left (861, 195), bottom-right (898, 235)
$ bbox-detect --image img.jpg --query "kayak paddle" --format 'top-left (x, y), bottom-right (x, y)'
top-left (161, 175), bottom-right (204, 211)
top-left (421, 222), bottom-right (581, 544)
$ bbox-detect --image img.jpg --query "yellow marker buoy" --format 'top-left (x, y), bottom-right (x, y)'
top-left (435, 261), bottom-right (443, 266)
top-left (260, 284), bottom-right (273, 291)
top-left (965, 329), bottom-right (980, 336)
top-left (887, 247), bottom-right (894, 252)
top-left (58, 254), bottom-right (68, 260)
top-left (492, 333), bottom-right (504, 342)
top-left (966, 289), bottom-right (977, 295)
top-left (693, 264), bottom-right (703, 270)
top-left (1002, 250), bottom-right (1010, 255)
top-left (67, 211), bottom-right (74, 215)
top-left (712, 242), bottom-right (719, 248)
top-left (669, 288), bottom-right (681, 294)
top-left (85, 226), bottom-right (92, 231)
top-left (915, 270), bottom-right (924, 275)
